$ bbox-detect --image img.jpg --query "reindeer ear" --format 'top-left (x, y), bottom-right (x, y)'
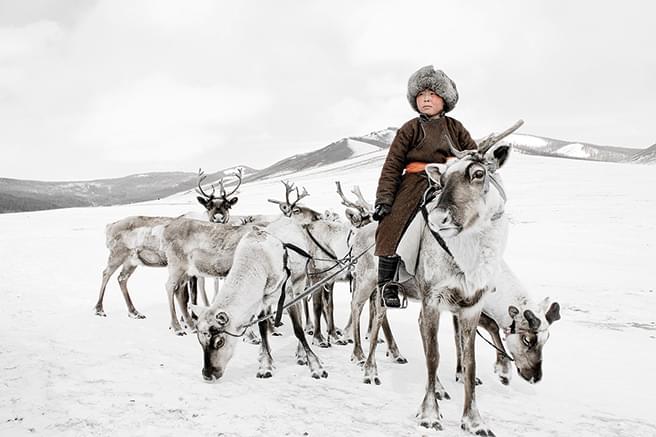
top-left (197, 196), bottom-right (209, 207)
top-left (229, 197), bottom-right (239, 205)
top-left (545, 302), bottom-right (561, 324)
top-left (484, 144), bottom-right (511, 172)
top-left (508, 305), bottom-right (520, 318)
top-left (523, 309), bottom-right (542, 331)
top-left (345, 208), bottom-right (360, 226)
top-left (424, 163), bottom-right (446, 186)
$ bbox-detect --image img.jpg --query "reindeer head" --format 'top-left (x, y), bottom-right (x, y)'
top-left (195, 168), bottom-right (243, 224)
top-left (267, 180), bottom-right (323, 224)
top-left (424, 120), bottom-right (522, 237)
top-left (504, 298), bottom-right (561, 383)
top-left (335, 181), bottom-right (373, 228)
top-left (189, 304), bottom-right (239, 382)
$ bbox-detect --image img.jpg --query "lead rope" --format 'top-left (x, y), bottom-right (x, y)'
top-left (476, 328), bottom-right (515, 362)
top-left (220, 240), bottom-right (375, 338)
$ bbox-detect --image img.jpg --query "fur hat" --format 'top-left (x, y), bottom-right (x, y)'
top-left (407, 65), bottom-right (459, 113)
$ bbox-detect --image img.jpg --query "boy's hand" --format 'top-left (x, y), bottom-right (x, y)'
top-left (372, 204), bottom-right (391, 221)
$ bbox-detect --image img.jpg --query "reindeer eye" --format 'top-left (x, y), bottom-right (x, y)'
top-left (522, 335), bottom-right (532, 347)
top-left (472, 169), bottom-right (485, 180)
top-left (211, 336), bottom-right (226, 350)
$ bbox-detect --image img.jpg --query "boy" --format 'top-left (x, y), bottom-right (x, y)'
top-left (373, 65), bottom-right (478, 308)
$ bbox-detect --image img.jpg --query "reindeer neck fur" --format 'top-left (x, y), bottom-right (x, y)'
top-left (418, 208), bottom-right (509, 309)
top-left (209, 229), bottom-right (289, 330)
top-left (306, 221), bottom-right (351, 259)
top-left (483, 260), bottom-right (552, 337)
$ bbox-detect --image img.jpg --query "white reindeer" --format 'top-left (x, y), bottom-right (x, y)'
top-left (456, 261), bottom-right (561, 386)
top-left (358, 122), bottom-right (525, 435)
top-left (187, 216), bottom-right (350, 380)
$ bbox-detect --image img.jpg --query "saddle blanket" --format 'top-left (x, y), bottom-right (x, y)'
top-left (396, 211), bottom-right (427, 282)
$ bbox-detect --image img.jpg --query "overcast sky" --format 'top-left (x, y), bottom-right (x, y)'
top-left (1, 0), bottom-right (654, 181)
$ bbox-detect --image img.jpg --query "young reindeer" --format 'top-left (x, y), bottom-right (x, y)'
top-left (359, 121), bottom-right (523, 435)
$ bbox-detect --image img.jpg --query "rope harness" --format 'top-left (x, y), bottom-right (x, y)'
top-left (218, 234), bottom-right (374, 338)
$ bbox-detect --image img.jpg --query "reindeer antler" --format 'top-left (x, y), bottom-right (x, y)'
top-left (335, 182), bottom-right (373, 214)
top-left (196, 168), bottom-right (216, 199)
top-left (446, 120), bottom-right (524, 158)
top-left (218, 167), bottom-right (243, 199)
top-left (267, 180), bottom-right (310, 216)
top-left (478, 120), bottom-right (524, 155)
top-left (351, 186), bottom-right (373, 213)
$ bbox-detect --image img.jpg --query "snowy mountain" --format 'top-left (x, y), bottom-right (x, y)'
top-left (504, 134), bottom-right (643, 162)
top-left (2, 127), bottom-right (653, 214)
top-left (0, 167), bottom-right (258, 214)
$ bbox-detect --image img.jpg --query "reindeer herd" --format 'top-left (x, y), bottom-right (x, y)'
top-left (94, 122), bottom-right (560, 436)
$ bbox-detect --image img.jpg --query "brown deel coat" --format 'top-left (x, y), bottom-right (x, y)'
top-left (374, 115), bottom-right (477, 256)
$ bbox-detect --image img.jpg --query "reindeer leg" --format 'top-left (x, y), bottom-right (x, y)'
top-left (479, 313), bottom-right (511, 385)
top-left (289, 303), bottom-right (328, 379)
top-left (417, 301), bottom-right (443, 430)
top-left (95, 253), bottom-right (124, 316)
top-left (366, 292), bottom-right (384, 344)
top-left (324, 283), bottom-right (346, 345)
top-left (303, 299), bottom-right (313, 335)
top-left (213, 277), bottom-right (220, 302)
top-left (459, 310), bottom-right (494, 436)
top-left (188, 276), bottom-right (198, 305)
top-left (197, 277), bottom-right (210, 306)
top-left (256, 320), bottom-right (274, 378)
top-left (116, 264), bottom-right (145, 319)
top-left (363, 289), bottom-right (385, 385)
top-left (454, 315), bottom-right (482, 385)
top-left (382, 313), bottom-right (407, 364)
top-left (312, 286), bottom-right (329, 348)
top-left (165, 271), bottom-right (185, 335)
top-left (175, 284), bottom-right (195, 333)
top-left (350, 284), bottom-right (369, 365)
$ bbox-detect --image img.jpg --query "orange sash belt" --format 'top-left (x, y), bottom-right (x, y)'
top-left (404, 162), bottom-right (428, 173)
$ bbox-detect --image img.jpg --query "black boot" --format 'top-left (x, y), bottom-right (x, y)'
top-left (378, 256), bottom-right (403, 309)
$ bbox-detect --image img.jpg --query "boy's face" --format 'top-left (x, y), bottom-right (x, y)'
top-left (416, 89), bottom-right (444, 116)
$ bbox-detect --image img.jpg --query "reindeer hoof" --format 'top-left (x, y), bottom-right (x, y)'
top-left (256, 370), bottom-right (273, 378)
top-left (334, 338), bottom-right (348, 346)
top-left (461, 422), bottom-right (495, 436)
top-left (128, 312), bottom-right (146, 319)
top-left (296, 358), bottom-right (308, 366)
top-left (346, 338), bottom-right (354, 344)
top-left (395, 356), bottom-right (408, 364)
top-left (271, 331), bottom-right (283, 337)
top-left (363, 376), bottom-right (381, 385)
top-left (436, 390), bottom-right (451, 401)
top-left (499, 376), bottom-right (509, 385)
top-left (420, 420), bottom-right (443, 431)
top-left (311, 370), bottom-right (328, 379)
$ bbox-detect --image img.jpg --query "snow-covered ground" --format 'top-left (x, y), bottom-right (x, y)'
top-left (1, 153), bottom-right (655, 436)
